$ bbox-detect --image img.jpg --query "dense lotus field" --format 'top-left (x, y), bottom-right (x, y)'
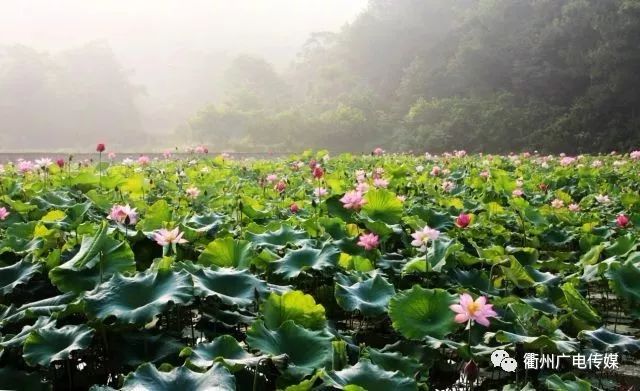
top-left (1, 148), bottom-right (640, 390)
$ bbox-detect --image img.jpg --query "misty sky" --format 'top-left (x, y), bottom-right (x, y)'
top-left (0, 0), bottom-right (368, 134)
top-left (0, 0), bottom-right (367, 69)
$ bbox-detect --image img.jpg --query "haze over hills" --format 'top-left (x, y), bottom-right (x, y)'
top-left (0, 0), bottom-right (367, 150)
top-left (1, 0), bottom-right (640, 154)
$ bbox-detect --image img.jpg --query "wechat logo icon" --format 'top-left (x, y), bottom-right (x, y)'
top-left (491, 349), bottom-right (518, 372)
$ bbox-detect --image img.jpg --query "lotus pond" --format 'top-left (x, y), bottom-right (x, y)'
top-left (0, 150), bottom-right (639, 390)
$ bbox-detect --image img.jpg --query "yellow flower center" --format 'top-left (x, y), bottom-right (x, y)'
top-left (467, 301), bottom-right (480, 315)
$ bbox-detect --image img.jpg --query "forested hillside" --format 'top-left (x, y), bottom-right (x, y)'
top-left (186, 0), bottom-right (640, 153)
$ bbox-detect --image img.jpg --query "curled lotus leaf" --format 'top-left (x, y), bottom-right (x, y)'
top-left (246, 320), bottom-right (332, 378)
top-left (0, 316), bottom-right (56, 348)
top-left (335, 274), bottom-right (395, 317)
top-left (180, 334), bottom-right (280, 371)
top-left (84, 270), bottom-right (193, 324)
top-left (121, 363), bottom-right (235, 391)
top-left (0, 259), bottom-right (40, 295)
top-left (262, 290), bottom-right (327, 330)
top-left (322, 359), bottom-right (418, 391)
top-left (246, 225), bottom-right (310, 249)
top-left (190, 267), bottom-right (272, 306)
top-left (578, 327), bottom-right (640, 354)
top-left (272, 244), bottom-right (340, 279)
top-left (23, 324), bottom-right (95, 367)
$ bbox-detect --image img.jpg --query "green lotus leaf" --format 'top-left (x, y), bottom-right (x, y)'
top-left (84, 270), bottom-right (194, 324)
top-left (409, 206), bottom-right (454, 231)
top-left (0, 316), bottom-right (55, 348)
top-left (246, 320), bottom-right (332, 378)
top-left (389, 286), bottom-right (458, 340)
top-left (183, 213), bottom-right (223, 233)
top-left (402, 238), bottom-right (461, 273)
top-left (0, 259), bottom-right (40, 295)
top-left (322, 359), bottom-right (417, 391)
top-left (136, 199), bottom-right (172, 232)
top-left (23, 324), bottom-right (94, 366)
top-left (49, 222), bottom-right (135, 293)
top-left (545, 374), bottom-right (591, 391)
top-left (561, 282), bottom-right (601, 324)
top-left (335, 274), bottom-right (395, 317)
top-left (0, 367), bottom-right (51, 390)
top-left (0, 222), bottom-right (43, 255)
top-left (191, 267), bottom-right (271, 306)
top-left (246, 225), bottom-right (309, 249)
top-left (0, 292), bottom-right (76, 325)
top-left (241, 195), bottom-right (270, 219)
top-left (272, 244), bottom-right (340, 279)
top-left (578, 327), bottom-right (640, 354)
top-left (500, 257), bottom-right (536, 288)
top-left (121, 363), bottom-right (235, 391)
top-left (606, 260), bottom-right (640, 317)
top-left (181, 334), bottom-right (276, 370)
top-left (110, 332), bottom-right (184, 367)
top-left (362, 189), bottom-right (403, 224)
top-left (487, 330), bottom-right (578, 353)
top-left (363, 348), bottom-right (421, 378)
top-left (262, 290), bottom-right (327, 330)
top-left (604, 234), bottom-right (637, 257)
top-left (198, 237), bottom-right (255, 269)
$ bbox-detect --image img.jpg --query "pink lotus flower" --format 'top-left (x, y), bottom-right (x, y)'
top-left (163, 150), bottom-right (172, 159)
top-left (356, 182), bottom-right (370, 193)
top-left (442, 180), bottom-right (455, 193)
top-left (617, 214), bottom-right (630, 228)
top-left (430, 166), bottom-right (441, 176)
top-left (96, 143), bottom-right (106, 153)
top-left (266, 174), bottom-right (278, 183)
top-left (373, 147), bottom-right (384, 156)
top-left (455, 213), bottom-right (471, 228)
top-left (107, 204), bottom-right (138, 225)
top-left (357, 232), bottom-right (379, 250)
top-left (450, 293), bottom-right (497, 327)
top-left (0, 207), bottom-right (10, 220)
top-left (560, 156), bottom-right (576, 166)
top-left (595, 194), bottom-right (611, 204)
top-left (35, 158), bottom-right (53, 169)
top-left (17, 160), bottom-right (35, 174)
top-left (355, 170), bottom-right (367, 183)
top-left (551, 199), bottom-right (565, 209)
top-left (591, 160), bottom-right (603, 168)
top-left (397, 195), bottom-right (406, 202)
top-left (312, 166), bottom-right (324, 179)
top-left (455, 150), bottom-right (467, 158)
top-left (373, 167), bottom-right (385, 179)
top-left (479, 170), bottom-right (490, 179)
top-left (186, 187), bottom-right (200, 198)
top-left (194, 145), bottom-right (208, 154)
top-left (314, 187), bottom-right (328, 197)
top-left (340, 190), bottom-right (367, 210)
top-left (373, 178), bottom-right (389, 188)
top-left (137, 155), bottom-right (150, 165)
top-left (290, 202), bottom-right (300, 214)
top-left (630, 150), bottom-right (640, 160)
top-left (108, 152), bottom-right (116, 160)
top-left (274, 180), bottom-right (287, 193)
top-left (411, 226), bottom-right (440, 251)
top-left (56, 159), bottom-right (65, 168)
top-left (512, 189), bottom-right (524, 197)
top-left (568, 203), bottom-right (581, 212)
top-left (153, 228), bottom-right (187, 246)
